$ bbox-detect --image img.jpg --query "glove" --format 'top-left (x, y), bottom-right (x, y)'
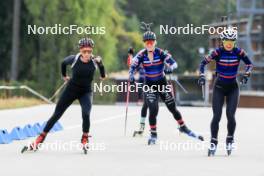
top-left (164, 67), bottom-right (173, 74)
top-left (94, 56), bottom-right (102, 63)
top-left (128, 47), bottom-right (134, 55)
top-left (241, 72), bottom-right (250, 85)
top-left (129, 74), bottom-right (135, 83)
top-left (198, 75), bottom-right (206, 86)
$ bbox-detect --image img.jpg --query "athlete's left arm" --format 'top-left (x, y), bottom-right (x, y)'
top-left (94, 56), bottom-right (106, 79)
top-left (239, 49), bottom-right (253, 74)
top-left (161, 50), bottom-right (178, 71)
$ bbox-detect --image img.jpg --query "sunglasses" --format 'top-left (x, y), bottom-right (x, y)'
top-left (144, 40), bottom-right (155, 45)
top-left (81, 49), bottom-right (93, 54)
top-left (223, 40), bottom-right (235, 46)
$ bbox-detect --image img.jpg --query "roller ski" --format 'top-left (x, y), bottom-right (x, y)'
top-left (226, 136), bottom-right (234, 156)
top-left (133, 123), bottom-right (145, 137)
top-left (81, 134), bottom-right (91, 155)
top-left (208, 138), bottom-right (218, 157)
top-left (21, 132), bottom-right (46, 153)
top-left (147, 131), bottom-right (157, 145)
top-left (179, 124), bottom-right (204, 141)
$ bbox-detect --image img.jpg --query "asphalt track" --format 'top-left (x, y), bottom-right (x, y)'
top-left (0, 104), bottom-right (263, 176)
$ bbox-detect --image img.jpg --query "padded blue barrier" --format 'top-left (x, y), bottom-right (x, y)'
top-left (0, 129), bottom-right (12, 144)
top-left (41, 121), bottom-right (62, 132)
top-left (52, 122), bottom-right (63, 132)
top-left (41, 121), bottom-right (47, 131)
top-left (23, 124), bottom-right (37, 137)
top-left (32, 122), bottom-right (42, 135)
top-left (9, 126), bottom-right (27, 140)
top-left (1, 121), bottom-right (63, 144)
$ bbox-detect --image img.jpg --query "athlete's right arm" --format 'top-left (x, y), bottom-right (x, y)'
top-left (198, 49), bottom-right (219, 86)
top-left (61, 55), bottom-right (75, 79)
top-left (128, 52), bottom-right (143, 83)
top-left (129, 52), bottom-right (142, 80)
top-left (199, 49), bottom-right (219, 75)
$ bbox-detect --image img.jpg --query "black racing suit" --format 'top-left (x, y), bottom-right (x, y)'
top-left (137, 66), bottom-right (148, 119)
top-left (145, 77), bottom-right (183, 131)
top-left (43, 54), bottom-right (105, 133)
top-left (211, 77), bottom-right (239, 140)
top-left (199, 47), bottom-right (253, 144)
top-left (129, 48), bottom-right (183, 133)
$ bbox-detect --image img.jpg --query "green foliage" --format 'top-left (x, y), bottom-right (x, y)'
top-left (125, 0), bottom-right (237, 73)
top-left (0, 0), bottom-right (236, 97)
top-left (20, 0), bottom-right (140, 95)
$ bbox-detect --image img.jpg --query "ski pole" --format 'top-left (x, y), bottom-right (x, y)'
top-left (174, 79), bottom-right (188, 94)
top-left (165, 61), bottom-right (188, 94)
top-left (49, 82), bottom-right (67, 102)
top-left (170, 76), bottom-right (188, 94)
top-left (124, 80), bottom-right (130, 136)
top-left (202, 84), bottom-right (205, 100)
top-left (100, 80), bottom-right (103, 96)
top-left (168, 74), bottom-right (176, 98)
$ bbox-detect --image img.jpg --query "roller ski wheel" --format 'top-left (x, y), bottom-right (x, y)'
top-left (208, 148), bottom-right (216, 157)
top-left (208, 138), bottom-right (218, 157)
top-left (21, 133), bottom-right (46, 154)
top-left (147, 132), bottom-right (157, 145)
top-left (133, 131), bottom-right (143, 137)
top-left (133, 123), bottom-right (145, 137)
top-left (226, 136), bottom-right (234, 156)
top-left (227, 147), bottom-right (232, 156)
top-left (81, 134), bottom-right (91, 155)
top-left (83, 146), bottom-right (88, 155)
top-left (179, 124), bottom-right (204, 141)
top-left (21, 146), bottom-right (30, 153)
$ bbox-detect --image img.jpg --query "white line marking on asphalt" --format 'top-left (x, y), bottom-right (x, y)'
top-left (64, 112), bottom-right (138, 130)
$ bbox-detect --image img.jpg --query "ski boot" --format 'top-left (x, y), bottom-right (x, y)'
top-left (147, 130), bottom-right (157, 145)
top-left (21, 132), bottom-right (47, 153)
top-left (179, 124), bottom-right (204, 141)
top-left (133, 123), bottom-right (145, 137)
top-left (226, 136), bottom-right (234, 156)
top-left (208, 138), bottom-right (218, 157)
top-left (81, 134), bottom-right (91, 154)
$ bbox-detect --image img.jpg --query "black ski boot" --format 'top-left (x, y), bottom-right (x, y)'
top-left (179, 124), bottom-right (204, 141)
top-left (208, 138), bottom-right (218, 157)
top-left (226, 136), bottom-right (234, 156)
top-left (148, 130), bottom-right (157, 145)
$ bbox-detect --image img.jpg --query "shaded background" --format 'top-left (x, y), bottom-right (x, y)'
top-left (0, 0), bottom-right (263, 107)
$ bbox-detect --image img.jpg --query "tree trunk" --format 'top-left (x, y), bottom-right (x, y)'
top-left (10, 0), bottom-right (21, 81)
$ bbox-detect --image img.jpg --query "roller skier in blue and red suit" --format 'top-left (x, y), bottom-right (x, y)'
top-left (198, 27), bottom-right (253, 156)
top-left (129, 29), bottom-right (204, 145)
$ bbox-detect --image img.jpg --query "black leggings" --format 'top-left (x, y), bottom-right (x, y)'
top-left (146, 88), bottom-right (183, 130)
top-left (44, 84), bottom-right (92, 133)
top-left (141, 93), bottom-right (148, 118)
top-left (211, 80), bottom-right (239, 139)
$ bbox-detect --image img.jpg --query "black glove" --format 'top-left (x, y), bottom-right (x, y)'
top-left (164, 67), bottom-right (173, 74)
top-left (198, 75), bottom-right (206, 86)
top-left (128, 47), bottom-right (134, 55)
top-left (241, 72), bottom-right (250, 85)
